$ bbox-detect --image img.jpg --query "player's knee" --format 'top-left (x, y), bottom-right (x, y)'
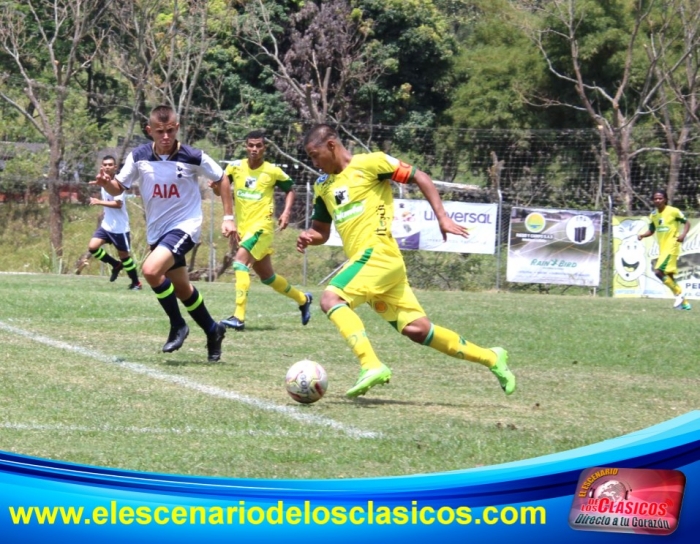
top-left (320, 291), bottom-right (343, 313)
top-left (401, 323), bottom-right (428, 344)
top-left (141, 264), bottom-right (160, 283)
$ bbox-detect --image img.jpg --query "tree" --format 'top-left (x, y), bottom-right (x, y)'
top-left (237, 0), bottom-right (390, 129)
top-left (644, 0), bottom-right (700, 201)
top-left (0, 0), bottom-right (113, 261)
top-left (518, 0), bottom-right (700, 210)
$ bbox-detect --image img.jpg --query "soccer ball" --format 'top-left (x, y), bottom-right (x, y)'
top-left (285, 359), bottom-right (328, 404)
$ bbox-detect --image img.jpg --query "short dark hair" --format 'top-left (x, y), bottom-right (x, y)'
top-left (246, 130), bottom-right (266, 142)
top-left (652, 189), bottom-right (668, 200)
top-left (102, 155), bottom-right (116, 164)
top-left (303, 124), bottom-right (338, 147)
top-left (150, 104), bottom-right (176, 124)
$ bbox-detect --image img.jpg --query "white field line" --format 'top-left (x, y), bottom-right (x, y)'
top-left (0, 421), bottom-right (314, 438)
top-left (0, 321), bottom-right (380, 440)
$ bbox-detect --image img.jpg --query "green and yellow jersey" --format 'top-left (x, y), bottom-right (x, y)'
top-left (648, 205), bottom-right (687, 256)
top-left (311, 152), bottom-right (414, 259)
top-left (224, 160), bottom-right (294, 233)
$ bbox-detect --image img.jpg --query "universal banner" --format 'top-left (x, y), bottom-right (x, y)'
top-left (507, 207), bottom-right (603, 286)
top-left (612, 216), bottom-right (700, 300)
top-left (326, 199), bottom-right (498, 254)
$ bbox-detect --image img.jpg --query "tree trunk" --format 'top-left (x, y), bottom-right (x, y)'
top-left (48, 143), bottom-right (64, 267)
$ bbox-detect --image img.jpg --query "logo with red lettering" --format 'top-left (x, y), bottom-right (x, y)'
top-left (569, 467), bottom-right (685, 535)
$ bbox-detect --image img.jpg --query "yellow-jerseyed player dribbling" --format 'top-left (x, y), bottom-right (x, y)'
top-left (296, 124), bottom-right (516, 398)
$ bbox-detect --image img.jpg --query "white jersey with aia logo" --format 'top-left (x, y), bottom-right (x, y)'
top-left (116, 143), bottom-right (223, 244)
top-left (100, 187), bottom-right (129, 234)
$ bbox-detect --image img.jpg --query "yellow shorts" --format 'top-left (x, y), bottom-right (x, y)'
top-left (240, 229), bottom-right (274, 261)
top-left (327, 245), bottom-right (426, 332)
top-left (656, 252), bottom-right (679, 275)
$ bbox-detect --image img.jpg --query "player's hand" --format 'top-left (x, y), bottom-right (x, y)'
top-left (94, 166), bottom-right (114, 188)
top-left (278, 212), bottom-right (290, 231)
top-left (221, 220), bottom-right (237, 239)
top-left (437, 217), bottom-right (469, 242)
top-left (678, 235), bottom-right (686, 243)
top-left (209, 180), bottom-right (221, 197)
top-left (89, 197), bottom-right (99, 206)
top-left (296, 231), bottom-right (314, 253)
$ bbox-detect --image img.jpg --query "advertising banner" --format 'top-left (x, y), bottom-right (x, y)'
top-left (612, 216), bottom-right (700, 300)
top-left (326, 199), bottom-right (498, 254)
top-left (507, 207), bottom-right (603, 286)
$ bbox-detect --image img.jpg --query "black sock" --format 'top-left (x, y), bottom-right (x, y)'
top-left (90, 247), bottom-right (120, 267)
top-left (121, 257), bottom-right (140, 284)
top-left (183, 288), bottom-right (216, 334)
top-left (152, 279), bottom-right (186, 328)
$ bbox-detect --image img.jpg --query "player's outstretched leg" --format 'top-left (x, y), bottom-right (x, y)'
top-left (326, 303), bottom-right (391, 398)
top-left (346, 363), bottom-right (392, 398)
top-left (299, 293), bottom-right (313, 325)
top-left (260, 273), bottom-right (313, 326)
top-left (489, 347), bottom-right (516, 395)
top-left (425, 324), bottom-right (516, 396)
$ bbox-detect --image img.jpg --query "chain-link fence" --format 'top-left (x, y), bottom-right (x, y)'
top-left (2, 127), bottom-right (699, 294)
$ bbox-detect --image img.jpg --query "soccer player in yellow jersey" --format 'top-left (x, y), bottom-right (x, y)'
top-left (297, 124), bottom-right (515, 398)
top-left (638, 189), bottom-right (691, 310)
top-left (217, 130), bottom-right (312, 331)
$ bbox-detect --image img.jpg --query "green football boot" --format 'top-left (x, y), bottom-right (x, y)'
top-left (346, 363), bottom-right (392, 398)
top-left (490, 347), bottom-right (516, 395)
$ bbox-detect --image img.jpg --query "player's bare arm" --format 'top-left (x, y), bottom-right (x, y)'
top-left (218, 174), bottom-right (236, 238)
top-left (89, 197), bottom-right (122, 209)
top-left (93, 167), bottom-right (125, 197)
top-left (678, 220), bottom-right (690, 243)
top-left (296, 221), bottom-right (331, 252)
top-left (278, 189), bottom-right (296, 231)
top-left (411, 169), bottom-right (469, 241)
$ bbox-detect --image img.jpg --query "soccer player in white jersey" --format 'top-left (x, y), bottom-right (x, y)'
top-left (94, 105), bottom-right (230, 362)
top-left (86, 155), bottom-right (142, 290)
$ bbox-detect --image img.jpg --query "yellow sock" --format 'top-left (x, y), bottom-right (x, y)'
top-left (662, 276), bottom-right (682, 297)
top-left (426, 324), bottom-right (496, 367)
top-left (327, 304), bottom-right (382, 370)
top-left (262, 273), bottom-right (306, 305)
top-left (234, 263), bottom-right (251, 321)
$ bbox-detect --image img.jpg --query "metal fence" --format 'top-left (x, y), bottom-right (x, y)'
top-left (2, 127), bottom-right (699, 294)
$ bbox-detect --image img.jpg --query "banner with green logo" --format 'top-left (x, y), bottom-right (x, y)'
top-left (507, 207), bottom-right (603, 286)
top-left (612, 216), bottom-right (700, 299)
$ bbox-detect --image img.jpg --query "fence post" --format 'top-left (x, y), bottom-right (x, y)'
top-left (496, 189), bottom-right (503, 291)
top-left (303, 180), bottom-right (311, 286)
top-left (209, 188), bottom-right (215, 283)
top-left (607, 194), bottom-right (613, 297)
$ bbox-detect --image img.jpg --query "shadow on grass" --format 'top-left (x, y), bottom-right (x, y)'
top-left (162, 358), bottom-right (232, 367)
top-left (325, 397), bottom-right (466, 408)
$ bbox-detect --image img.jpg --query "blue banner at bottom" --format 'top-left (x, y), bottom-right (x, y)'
top-left (1, 411), bottom-right (699, 543)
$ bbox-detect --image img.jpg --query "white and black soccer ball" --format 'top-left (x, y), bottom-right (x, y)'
top-left (285, 359), bottom-right (328, 404)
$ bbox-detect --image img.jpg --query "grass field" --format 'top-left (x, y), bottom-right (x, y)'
top-left (1, 273), bottom-right (699, 480)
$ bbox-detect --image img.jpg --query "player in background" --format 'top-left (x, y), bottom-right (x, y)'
top-left (213, 130), bottom-right (312, 331)
top-left (87, 155), bottom-right (142, 290)
top-left (297, 124), bottom-right (516, 398)
top-left (638, 189), bottom-right (691, 310)
top-left (94, 105), bottom-right (229, 362)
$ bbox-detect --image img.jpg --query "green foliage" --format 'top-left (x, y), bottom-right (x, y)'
top-left (446, 0), bottom-right (548, 129)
